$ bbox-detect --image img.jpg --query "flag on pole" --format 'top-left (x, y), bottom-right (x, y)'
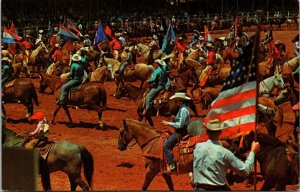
top-left (2, 26), bottom-right (22, 44)
top-left (266, 28), bottom-right (280, 59)
top-left (9, 21), bottom-right (16, 33)
top-left (162, 25), bottom-right (176, 53)
top-left (234, 16), bottom-right (240, 37)
top-left (94, 26), bottom-right (107, 45)
top-left (204, 25), bottom-right (212, 42)
top-left (67, 20), bottom-right (82, 37)
top-left (203, 32), bottom-right (259, 138)
top-left (57, 24), bottom-right (80, 40)
top-left (104, 26), bottom-right (113, 38)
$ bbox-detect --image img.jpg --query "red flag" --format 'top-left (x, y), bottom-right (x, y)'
top-left (266, 28), bottom-right (280, 59)
top-left (104, 26), bottom-right (112, 38)
top-left (204, 25), bottom-right (212, 42)
top-left (67, 20), bottom-right (82, 37)
top-left (64, 40), bottom-right (75, 52)
top-left (9, 21), bottom-right (15, 33)
top-left (203, 32), bottom-right (259, 138)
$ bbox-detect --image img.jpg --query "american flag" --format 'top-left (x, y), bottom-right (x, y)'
top-left (203, 32), bottom-right (259, 138)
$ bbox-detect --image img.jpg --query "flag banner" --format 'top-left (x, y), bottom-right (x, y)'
top-left (94, 26), bottom-right (107, 45)
top-left (9, 21), bottom-right (16, 33)
top-left (203, 32), bottom-right (259, 138)
top-left (67, 20), bottom-right (82, 37)
top-left (162, 25), bottom-right (176, 53)
top-left (57, 24), bottom-right (80, 40)
top-left (104, 26), bottom-right (113, 38)
top-left (267, 28), bottom-right (280, 59)
top-left (234, 16), bottom-right (240, 37)
top-left (204, 25), bottom-right (212, 42)
top-left (2, 26), bottom-right (22, 44)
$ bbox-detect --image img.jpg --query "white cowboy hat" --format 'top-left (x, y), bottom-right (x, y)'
top-left (204, 119), bottom-right (223, 131)
top-left (170, 92), bottom-right (191, 100)
top-left (154, 59), bottom-right (165, 66)
top-left (54, 43), bottom-right (61, 48)
top-left (80, 47), bottom-right (89, 52)
top-left (35, 39), bottom-right (42, 45)
top-left (206, 42), bottom-right (214, 48)
top-left (25, 34), bottom-right (31, 38)
top-left (198, 36), bottom-right (204, 41)
top-left (2, 57), bottom-right (11, 62)
top-left (217, 37), bottom-right (226, 41)
top-left (71, 54), bottom-right (82, 62)
top-left (115, 32), bottom-right (122, 37)
top-left (54, 27), bottom-right (59, 32)
top-left (39, 30), bottom-right (44, 34)
top-left (84, 34), bottom-right (89, 38)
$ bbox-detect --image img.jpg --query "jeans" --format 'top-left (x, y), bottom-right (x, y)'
top-left (119, 61), bottom-right (129, 74)
top-left (145, 85), bottom-right (164, 112)
top-left (60, 79), bottom-right (81, 102)
top-left (163, 129), bottom-right (187, 164)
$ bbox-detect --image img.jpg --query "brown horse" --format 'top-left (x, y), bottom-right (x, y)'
top-left (115, 83), bottom-right (198, 126)
top-left (39, 74), bottom-right (107, 128)
top-left (2, 78), bottom-right (39, 120)
top-left (199, 85), bottom-right (222, 110)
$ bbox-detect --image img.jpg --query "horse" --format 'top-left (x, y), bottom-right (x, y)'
top-left (2, 78), bottom-right (39, 120)
top-left (234, 130), bottom-right (299, 190)
top-left (3, 128), bottom-right (94, 191)
top-left (115, 83), bottom-right (198, 126)
top-left (274, 87), bottom-right (300, 142)
top-left (29, 43), bottom-right (51, 76)
top-left (39, 74), bottom-right (107, 128)
top-left (282, 56), bottom-right (300, 82)
top-left (259, 73), bottom-right (285, 97)
top-left (199, 85), bottom-right (222, 110)
top-left (135, 43), bottom-right (163, 65)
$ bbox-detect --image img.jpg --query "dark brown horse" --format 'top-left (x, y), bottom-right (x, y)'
top-left (39, 74), bottom-right (107, 128)
top-left (2, 78), bottom-right (39, 120)
top-left (3, 128), bottom-right (94, 191)
top-left (234, 131), bottom-right (299, 190)
top-left (115, 83), bottom-right (198, 126)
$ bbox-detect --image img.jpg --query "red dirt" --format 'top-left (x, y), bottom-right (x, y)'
top-left (4, 30), bottom-right (299, 191)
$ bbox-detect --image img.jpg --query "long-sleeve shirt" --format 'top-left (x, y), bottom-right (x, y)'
top-left (68, 62), bottom-right (84, 81)
top-left (2, 64), bottom-right (14, 79)
top-left (167, 104), bottom-right (190, 129)
top-left (193, 139), bottom-right (255, 186)
top-left (30, 118), bottom-right (48, 136)
top-left (148, 66), bottom-right (168, 88)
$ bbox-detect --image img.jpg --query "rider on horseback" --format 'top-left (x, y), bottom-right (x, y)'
top-left (1, 57), bottom-right (14, 94)
top-left (57, 54), bottom-right (84, 105)
top-left (23, 111), bottom-right (49, 149)
top-left (79, 47), bottom-right (90, 83)
top-left (118, 46), bottom-right (132, 77)
top-left (162, 92), bottom-right (191, 173)
top-left (199, 42), bottom-right (216, 87)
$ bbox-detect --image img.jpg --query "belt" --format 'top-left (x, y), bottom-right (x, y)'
top-left (195, 183), bottom-right (231, 191)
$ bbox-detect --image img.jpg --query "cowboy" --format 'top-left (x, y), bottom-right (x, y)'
top-left (118, 46), bottom-right (132, 76)
top-left (174, 36), bottom-right (189, 68)
top-left (162, 92), bottom-right (191, 173)
top-left (192, 119), bottom-right (260, 191)
top-left (1, 57), bottom-right (14, 93)
top-left (83, 34), bottom-right (92, 47)
top-left (198, 42), bottom-right (216, 87)
top-left (57, 54), bottom-right (84, 105)
top-left (143, 59), bottom-right (169, 116)
top-left (79, 47), bottom-right (90, 83)
top-left (21, 34), bottom-right (33, 56)
top-left (50, 27), bottom-right (59, 48)
top-left (110, 33), bottom-right (123, 60)
top-left (46, 43), bottom-right (64, 75)
top-left (119, 32), bottom-right (127, 47)
top-left (23, 111), bottom-right (49, 149)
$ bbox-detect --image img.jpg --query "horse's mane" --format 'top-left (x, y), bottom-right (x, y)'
top-left (124, 119), bottom-right (158, 133)
top-left (256, 132), bottom-right (285, 147)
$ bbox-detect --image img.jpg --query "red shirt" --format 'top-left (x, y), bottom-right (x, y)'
top-left (206, 51), bottom-right (216, 65)
top-left (21, 40), bottom-right (32, 50)
top-left (52, 49), bottom-right (64, 63)
top-left (110, 38), bottom-right (122, 50)
top-left (174, 42), bottom-right (188, 53)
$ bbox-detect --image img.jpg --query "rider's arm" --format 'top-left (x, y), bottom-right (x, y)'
top-left (167, 107), bottom-right (189, 129)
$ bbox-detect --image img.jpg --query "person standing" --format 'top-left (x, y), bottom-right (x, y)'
top-left (162, 92), bottom-right (191, 173)
top-left (192, 119), bottom-right (260, 191)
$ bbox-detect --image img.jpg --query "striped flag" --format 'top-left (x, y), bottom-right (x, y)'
top-left (2, 26), bottom-right (22, 44)
top-left (203, 32), bottom-right (259, 138)
top-left (204, 25), bottom-right (212, 42)
top-left (67, 20), bottom-right (82, 37)
top-left (57, 24), bottom-right (80, 40)
top-left (9, 21), bottom-right (16, 33)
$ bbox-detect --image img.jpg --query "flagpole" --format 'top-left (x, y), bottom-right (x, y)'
top-left (253, 10), bottom-right (262, 191)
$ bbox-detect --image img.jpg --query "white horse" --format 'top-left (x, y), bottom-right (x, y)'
top-left (259, 73), bottom-right (285, 97)
top-left (136, 43), bottom-right (163, 64)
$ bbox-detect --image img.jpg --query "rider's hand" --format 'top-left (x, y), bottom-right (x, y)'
top-left (250, 141), bottom-right (260, 154)
top-left (162, 120), bottom-right (169, 126)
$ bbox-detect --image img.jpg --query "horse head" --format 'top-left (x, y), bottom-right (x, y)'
top-left (118, 119), bottom-right (133, 151)
top-left (274, 73), bottom-right (285, 90)
top-left (228, 131), bottom-right (255, 155)
top-left (274, 88), bottom-right (289, 105)
top-left (39, 74), bottom-right (48, 93)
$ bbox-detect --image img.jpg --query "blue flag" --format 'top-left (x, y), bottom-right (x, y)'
top-left (162, 25), bottom-right (176, 53)
top-left (94, 26), bottom-right (107, 45)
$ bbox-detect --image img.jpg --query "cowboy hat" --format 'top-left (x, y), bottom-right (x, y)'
top-left (2, 57), bottom-right (11, 63)
top-left (80, 47), bottom-right (89, 52)
top-left (25, 34), bottom-right (31, 38)
top-left (206, 42), bottom-right (214, 48)
top-left (54, 27), bottom-right (59, 32)
top-left (31, 111), bottom-right (45, 120)
top-left (84, 34), bottom-right (89, 38)
top-left (198, 36), bottom-right (204, 41)
top-left (204, 119), bottom-right (223, 131)
top-left (115, 32), bottom-right (122, 37)
top-left (170, 92), bottom-right (191, 100)
top-left (154, 59), bottom-right (165, 66)
top-left (54, 43), bottom-right (61, 48)
top-left (71, 54), bottom-right (82, 62)
top-left (217, 37), bottom-right (226, 41)
top-left (39, 29), bottom-right (44, 34)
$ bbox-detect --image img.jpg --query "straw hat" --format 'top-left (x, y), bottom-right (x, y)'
top-left (54, 27), bottom-right (59, 32)
top-left (54, 43), bottom-right (61, 48)
top-left (84, 34), bottom-right (89, 38)
top-left (31, 111), bottom-right (44, 120)
top-left (170, 92), bottom-right (191, 100)
top-left (204, 119), bottom-right (223, 131)
top-left (71, 54), bottom-right (82, 62)
top-left (80, 47), bottom-right (89, 52)
top-left (154, 59), bottom-right (165, 66)
top-left (2, 57), bottom-right (11, 63)
top-left (206, 42), bottom-right (214, 48)
top-left (25, 34), bottom-right (31, 38)
top-left (39, 30), bottom-right (44, 34)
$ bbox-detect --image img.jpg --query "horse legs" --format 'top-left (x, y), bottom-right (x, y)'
top-left (68, 175), bottom-right (89, 191)
top-left (61, 105), bottom-right (75, 127)
top-left (145, 114), bottom-right (154, 126)
top-left (162, 173), bottom-right (174, 191)
top-left (142, 166), bottom-right (159, 190)
top-left (40, 159), bottom-right (51, 191)
top-left (260, 179), bottom-right (276, 190)
top-left (90, 104), bottom-right (104, 129)
top-left (51, 104), bottom-right (62, 125)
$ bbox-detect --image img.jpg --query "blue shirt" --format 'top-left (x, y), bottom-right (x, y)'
top-left (148, 66), bottom-right (169, 88)
top-left (193, 139), bottom-right (255, 186)
top-left (68, 62), bottom-right (84, 81)
top-left (167, 104), bottom-right (190, 129)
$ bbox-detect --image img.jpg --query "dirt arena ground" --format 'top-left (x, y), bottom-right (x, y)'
top-left (4, 30), bottom-right (299, 190)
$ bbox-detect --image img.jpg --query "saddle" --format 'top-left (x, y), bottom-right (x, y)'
top-left (24, 138), bottom-right (54, 160)
top-left (3, 79), bottom-right (16, 90)
top-left (68, 84), bottom-right (82, 101)
top-left (124, 63), bottom-right (135, 71)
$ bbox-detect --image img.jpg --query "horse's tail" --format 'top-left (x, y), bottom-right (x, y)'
top-left (277, 106), bottom-right (283, 127)
top-left (99, 85), bottom-right (107, 107)
top-left (79, 146), bottom-right (94, 188)
top-left (31, 84), bottom-right (39, 106)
